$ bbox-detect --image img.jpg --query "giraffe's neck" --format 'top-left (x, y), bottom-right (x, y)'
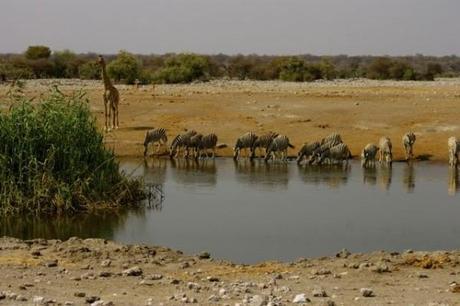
top-left (101, 63), bottom-right (113, 89)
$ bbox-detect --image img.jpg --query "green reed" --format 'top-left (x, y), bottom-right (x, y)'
top-left (0, 85), bottom-right (145, 214)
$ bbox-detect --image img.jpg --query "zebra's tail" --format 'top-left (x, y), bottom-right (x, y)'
top-left (288, 143), bottom-right (295, 149)
top-left (216, 143), bottom-right (228, 149)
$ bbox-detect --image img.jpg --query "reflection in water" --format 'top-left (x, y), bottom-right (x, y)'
top-left (448, 167), bottom-right (459, 196)
top-left (0, 210), bottom-right (139, 240)
top-left (378, 164), bottom-right (393, 191)
top-left (362, 165), bottom-right (377, 186)
top-left (234, 160), bottom-right (289, 189)
top-left (143, 158), bottom-right (167, 185)
top-left (402, 162), bottom-right (416, 193)
top-left (170, 158), bottom-right (217, 186)
top-left (298, 164), bottom-right (350, 188)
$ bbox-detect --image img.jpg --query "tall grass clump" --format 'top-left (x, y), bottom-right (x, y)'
top-left (0, 85), bottom-right (144, 214)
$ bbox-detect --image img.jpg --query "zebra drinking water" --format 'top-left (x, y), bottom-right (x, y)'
top-left (197, 133), bottom-right (219, 159)
top-left (264, 135), bottom-right (294, 162)
top-left (379, 137), bottom-right (393, 163)
top-left (317, 143), bottom-right (352, 165)
top-left (448, 136), bottom-right (459, 167)
top-left (252, 131), bottom-right (278, 158)
top-left (169, 130), bottom-right (198, 158)
top-left (143, 128), bottom-right (168, 157)
top-left (361, 143), bottom-right (379, 167)
top-left (233, 132), bottom-right (258, 160)
top-left (402, 132), bottom-right (416, 160)
top-left (296, 141), bottom-right (320, 165)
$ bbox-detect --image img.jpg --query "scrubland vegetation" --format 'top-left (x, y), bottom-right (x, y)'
top-left (0, 84), bottom-right (144, 214)
top-left (0, 45), bottom-right (458, 84)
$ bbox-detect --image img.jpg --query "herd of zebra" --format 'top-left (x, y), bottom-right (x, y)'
top-left (143, 128), bottom-right (460, 167)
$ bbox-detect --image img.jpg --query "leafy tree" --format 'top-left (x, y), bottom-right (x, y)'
top-left (367, 57), bottom-right (393, 79)
top-left (106, 51), bottom-right (141, 84)
top-left (153, 53), bottom-right (211, 83)
top-left (279, 57), bottom-right (307, 82)
top-left (79, 61), bottom-right (100, 80)
top-left (52, 50), bottom-right (80, 78)
top-left (25, 46), bottom-right (51, 60)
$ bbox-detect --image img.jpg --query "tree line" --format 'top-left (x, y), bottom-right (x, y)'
top-left (1, 45), bottom-right (458, 84)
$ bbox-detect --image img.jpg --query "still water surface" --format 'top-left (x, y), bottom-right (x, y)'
top-left (2, 159), bottom-right (460, 264)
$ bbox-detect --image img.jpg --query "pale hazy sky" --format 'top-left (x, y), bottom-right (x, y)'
top-left (1, 0), bottom-right (459, 56)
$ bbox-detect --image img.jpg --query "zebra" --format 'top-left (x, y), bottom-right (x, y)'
top-left (311, 135), bottom-right (344, 164)
top-left (361, 143), bottom-right (379, 167)
top-left (296, 141), bottom-right (320, 165)
top-left (317, 143), bottom-right (352, 165)
top-left (196, 133), bottom-right (219, 159)
top-left (320, 132), bottom-right (343, 146)
top-left (188, 133), bottom-right (204, 159)
top-left (169, 130), bottom-right (197, 158)
top-left (264, 135), bottom-right (294, 162)
top-left (233, 132), bottom-right (258, 160)
top-left (448, 136), bottom-right (459, 167)
top-left (143, 128), bottom-right (167, 157)
top-left (378, 137), bottom-right (393, 163)
top-left (252, 131), bottom-right (278, 158)
top-left (402, 132), bottom-right (416, 160)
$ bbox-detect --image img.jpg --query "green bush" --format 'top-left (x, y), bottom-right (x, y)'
top-left (279, 57), bottom-right (307, 82)
top-left (107, 51), bottom-right (141, 84)
top-left (25, 46), bottom-right (51, 60)
top-left (79, 61), bottom-right (100, 80)
top-left (0, 86), bottom-right (144, 214)
top-left (153, 53), bottom-right (211, 83)
top-left (52, 50), bottom-right (81, 78)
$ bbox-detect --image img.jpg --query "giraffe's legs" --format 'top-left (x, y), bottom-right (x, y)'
top-left (115, 103), bottom-right (119, 129)
top-left (111, 104), bottom-right (116, 130)
top-left (103, 95), bottom-right (109, 131)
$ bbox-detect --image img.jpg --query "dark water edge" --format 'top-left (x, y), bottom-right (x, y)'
top-left (2, 158), bottom-right (460, 264)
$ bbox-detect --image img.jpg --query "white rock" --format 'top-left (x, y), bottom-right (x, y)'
top-left (292, 293), bottom-right (309, 303)
top-left (33, 296), bottom-right (45, 304)
top-left (360, 288), bottom-right (374, 297)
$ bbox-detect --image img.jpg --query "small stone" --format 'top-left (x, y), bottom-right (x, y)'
top-left (64, 302), bottom-right (74, 305)
top-left (360, 288), bottom-right (374, 297)
top-left (98, 271), bottom-right (112, 278)
top-left (449, 282), bottom-right (460, 293)
top-left (207, 276), bottom-right (219, 282)
top-left (74, 292), bottom-right (86, 298)
top-left (312, 288), bottom-right (327, 297)
top-left (139, 279), bottom-right (155, 286)
top-left (417, 272), bottom-right (429, 278)
top-left (187, 282), bottom-right (201, 290)
top-left (198, 251), bottom-right (211, 259)
top-left (100, 260), bottom-right (111, 267)
top-left (273, 273), bottom-right (283, 280)
top-left (180, 262), bottom-right (190, 269)
top-left (33, 296), bottom-right (45, 304)
top-left (313, 269), bottom-right (331, 276)
top-left (208, 295), bottom-right (220, 302)
top-left (85, 296), bottom-right (100, 303)
top-left (250, 294), bottom-right (268, 306)
top-left (170, 279), bottom-right (181, 285)
top-left (292, 293), bottom-right (309, 303)
top-left (371, 262), bottom-right (390, 273)
top-left (122, 266), bottom-right (143, 276)
top-left (336, 248), bottom-right (351, 258)
top-left (146, 274), bottom-right (163, 280)
top-left (31, 250), bottom-right (42, 256)
top-left (15, 295), bottom-right (27, 301)
top-left (44, 259), bottom-right (58, 267)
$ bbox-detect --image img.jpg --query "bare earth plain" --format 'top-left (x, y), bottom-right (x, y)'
top-left (1, 79), bottom-right (460, 305)
top-left (1, 78), bottom-right (460, 160)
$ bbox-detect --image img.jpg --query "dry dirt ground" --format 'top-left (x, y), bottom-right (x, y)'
top-left (1, 79), bottom-right (460, 161)
top-left (1, 237), bottom-right (460, 305)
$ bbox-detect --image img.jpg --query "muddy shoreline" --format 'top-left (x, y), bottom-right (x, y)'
top-left (1, 237), bottom-right (460, 305)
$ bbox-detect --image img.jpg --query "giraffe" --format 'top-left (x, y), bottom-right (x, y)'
top-left (97, 55), bottom-right (119, 131)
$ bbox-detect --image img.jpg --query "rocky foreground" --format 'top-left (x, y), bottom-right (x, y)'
top-left (1, 238), bottom-right (460, 305)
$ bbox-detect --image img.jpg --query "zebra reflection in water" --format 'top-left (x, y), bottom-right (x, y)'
top-left (402, 162), bottom-right (415, 193)
top-left (234, 159), bottom-right (289, 189)
top-left (142, 159), bottom-right (167, 211)
top-left (298, 164), bottom-right (350, 189)
top-left (362, 166), bottom-right (377, 186)
top-left (448, 167), bottom-right (459, 196)
top-left (170, 158), bottom-right (217, 187)
top-left (378, 164), bottom-right (393, 191)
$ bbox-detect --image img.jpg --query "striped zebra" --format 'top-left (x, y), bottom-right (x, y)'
top-left (264, 135), bottom-right (294, 162)
top-left (320, 132), bottom-right (343, 146)
top-left (169, 130), bottom-right (198, 158)
top-left (197, 133), bottom-right (219, 159)
top-left (233, 132), bottom-right (258, 160)
top-left (402, 132), bottom-right (416, 160)
top-left (296, 141), bottom-right (320, 165)
top-left (143, 128), bottom-right (167, 157)
top-left (361, 143), bottom-right (379, 167)
top-left (317, 143), bottom-right (352, 165)
top-left (378, 137), bottom-right (393, 163)
top-left (252, 131), bottom-right (278, 158)
top-left (448, 136), bottom-right (459, 167)
top-left (189, 133), bottom-right (204, 159)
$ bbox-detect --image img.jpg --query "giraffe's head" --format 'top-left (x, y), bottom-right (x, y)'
top-left (97, 55), bottom-right (105, 66)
